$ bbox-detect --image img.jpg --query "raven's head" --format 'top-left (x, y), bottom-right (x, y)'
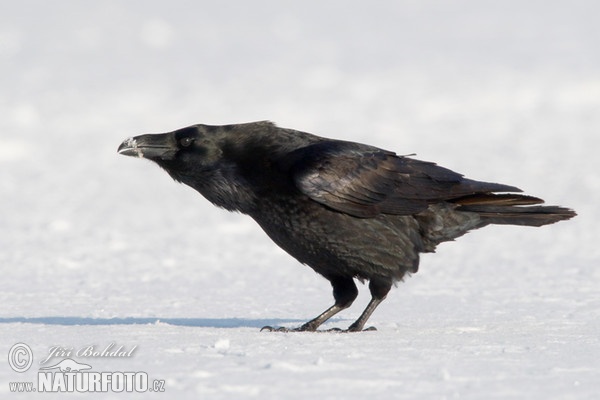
top-left (117, 122), bottom-right (279, 212)
top-left (117, 125), bottom-right (225, 178)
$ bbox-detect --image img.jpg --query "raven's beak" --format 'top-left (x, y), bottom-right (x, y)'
top-left (117, 133), bottom-right (177, 160)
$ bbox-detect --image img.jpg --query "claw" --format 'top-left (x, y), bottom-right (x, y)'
top-left (260, 326), bottom-right (302, 332)
top-left (260, 326), bottom-right (275, 332)
top-left (363, 326), bottom-right (377, 331)
top-left (260, 326), bottom-right (291, 332)
top-left (332, 326), bottom-right (377, 333)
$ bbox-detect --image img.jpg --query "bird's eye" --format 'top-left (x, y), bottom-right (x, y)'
top-left (180, 137), bottom-right (194, 147)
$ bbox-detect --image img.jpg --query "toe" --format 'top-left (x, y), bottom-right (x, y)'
top-left (260, 326), bottom-right (275, 332)
top-left (363, 326), bottom-right (377, 331)
top-left (260, 326), bottom-right (296, 332)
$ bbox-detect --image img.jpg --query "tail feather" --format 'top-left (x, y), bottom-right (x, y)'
top-left (453, 193), bottom-right (576, 227)
top-left (453, 193), bottom-right (544, 206)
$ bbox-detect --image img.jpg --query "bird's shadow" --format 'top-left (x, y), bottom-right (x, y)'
top-left (0, 316), bottom-right (305, 329)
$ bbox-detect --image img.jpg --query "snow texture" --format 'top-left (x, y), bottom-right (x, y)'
top-left (1, 1), bottom-right (598, 399)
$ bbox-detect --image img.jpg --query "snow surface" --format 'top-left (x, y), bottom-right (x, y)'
top-left (1, 1), bottom-right (598, 399)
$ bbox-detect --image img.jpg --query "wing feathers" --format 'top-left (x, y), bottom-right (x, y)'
top-left (289, 141), bottom-right (522, 218)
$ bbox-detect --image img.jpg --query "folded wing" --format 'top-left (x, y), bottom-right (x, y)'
top-left (288, 141), bottom-right (523, 218)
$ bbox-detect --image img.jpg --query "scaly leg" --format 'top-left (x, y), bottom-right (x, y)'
top-left (262, 276), bottom-right (358, 332)
top-left (346, 278), bottom-right (392, 332)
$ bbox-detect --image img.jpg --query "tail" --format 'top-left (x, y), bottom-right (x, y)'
top-left (452, 193), bottom-right (576, 227)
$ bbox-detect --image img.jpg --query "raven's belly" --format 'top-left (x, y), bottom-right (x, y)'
top-left (251, 197), bottom-right (423, 281)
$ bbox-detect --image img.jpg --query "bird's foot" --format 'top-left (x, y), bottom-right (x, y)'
top-left (260, 323), bottom-right (317, 332)
top-left (260, 325), bottom-right (377, 333)
top-left (328, 326), bottom-right (377, 333)
top-left (260, 326), bottom-right (295, 332)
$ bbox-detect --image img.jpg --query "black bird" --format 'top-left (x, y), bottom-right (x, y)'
top-left (118, 121), bottom-right (575, 332)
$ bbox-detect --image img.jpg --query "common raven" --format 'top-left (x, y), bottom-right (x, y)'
top-left (118, 121), bottom-right (575, 332)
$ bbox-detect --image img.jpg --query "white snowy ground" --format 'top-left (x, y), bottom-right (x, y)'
top-left (1, 1), bottom-right (598, 399)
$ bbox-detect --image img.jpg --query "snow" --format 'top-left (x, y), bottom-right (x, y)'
top-left (1, 1), bottom-right (598, 399)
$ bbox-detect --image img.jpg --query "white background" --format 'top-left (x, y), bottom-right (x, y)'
top-left (1, 1), bottom-right (598, 398)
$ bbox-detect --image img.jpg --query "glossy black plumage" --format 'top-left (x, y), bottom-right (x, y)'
top-left (118, 121), bottom-right (576, 331)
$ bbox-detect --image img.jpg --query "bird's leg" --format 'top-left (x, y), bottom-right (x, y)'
top-left (297, 304), bottom-right (346, 331)
top-left (345, 297), bottom-right (383, 332)
top-left (346, 278), bottom-right (392, 332)
top-left (261, 276), bottom-right (358, 332)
